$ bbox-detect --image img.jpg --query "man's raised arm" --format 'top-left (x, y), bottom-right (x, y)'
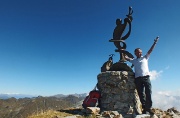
top-left (147, 36), bottom-right (159, 55)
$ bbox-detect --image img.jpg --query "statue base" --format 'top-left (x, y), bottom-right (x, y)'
top-left (97, 71), bottom-right (142, 115)
top-left (109, 62), bottom-right (133, 72)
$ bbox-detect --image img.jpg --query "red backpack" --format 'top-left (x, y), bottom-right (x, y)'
top-left (82, 90), bottom-right (101, 108)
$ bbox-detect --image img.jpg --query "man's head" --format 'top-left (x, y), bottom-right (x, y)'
top-left (134, 48), bottom-right (142, 58)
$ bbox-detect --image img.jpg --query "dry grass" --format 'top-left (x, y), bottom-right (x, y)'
top-left (27, 109), bottom-right (73, 118)
top-left (27, 107), bottom-right (100, 118)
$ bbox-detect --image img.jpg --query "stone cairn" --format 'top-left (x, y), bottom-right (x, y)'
top-left (97, 71), bottom-right (142, 116)
top-left (97, 7), bottom-right (143, 117)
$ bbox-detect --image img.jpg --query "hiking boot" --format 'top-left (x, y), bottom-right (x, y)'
top-left (142, 110), bottom-right (146, 114)
top-left (146, 109), bottom-right (154, 115)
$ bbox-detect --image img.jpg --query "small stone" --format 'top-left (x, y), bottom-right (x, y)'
top-left (86, 107), bottom-right (100, 114)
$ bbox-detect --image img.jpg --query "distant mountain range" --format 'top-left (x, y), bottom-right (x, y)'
top-left (0, 94), bottom-right (84, 118)
top-left (0, 93), bottom-right (37, 99)
top-left (0, 93), bottom-right (87, 99)
top-left (52, 93), bottom-right (87, 98)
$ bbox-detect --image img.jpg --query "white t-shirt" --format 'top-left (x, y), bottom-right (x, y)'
top-left (129, 54), bottom-right (150, 78)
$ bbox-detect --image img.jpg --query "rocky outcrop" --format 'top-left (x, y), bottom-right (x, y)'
top-left (53, 107), bottom-right (180, 118)
top-left (97, 71), bottom-right (141, 116)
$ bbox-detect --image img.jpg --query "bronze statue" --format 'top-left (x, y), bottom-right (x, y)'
top-left (110, 7), bottom-right (134, 62)
top-left (101, 54), bottom-right (114, 72)
top-left (101, 7), bottom-right (135, 72)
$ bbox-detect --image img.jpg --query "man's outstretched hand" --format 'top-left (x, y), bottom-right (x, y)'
top-left (154, 36), bottom-right (159, 43)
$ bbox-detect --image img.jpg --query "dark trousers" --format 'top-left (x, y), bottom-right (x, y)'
top-left (135, 76), bottom-right (152, 110)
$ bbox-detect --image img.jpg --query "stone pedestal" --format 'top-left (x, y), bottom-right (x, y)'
top-left (97, 71), bottom-right (141, 115)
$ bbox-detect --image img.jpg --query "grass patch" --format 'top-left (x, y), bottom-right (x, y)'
top-left (27, 109), bottom-right (73, 118)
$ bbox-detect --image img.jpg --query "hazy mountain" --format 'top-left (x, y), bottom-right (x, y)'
top-left (0, 93), bottom-right (87, 99)
top-left (52, 93), bottom-right (87, 98)
top-left (0, 93), bottom-right (37, 99)
top-left (51, 94), bottom-right (67, 98)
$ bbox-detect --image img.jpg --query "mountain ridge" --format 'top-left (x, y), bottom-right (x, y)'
top-left (0, 94), bottom-right (84, 118)
top-left (0, 93), bottom-right (87, 99)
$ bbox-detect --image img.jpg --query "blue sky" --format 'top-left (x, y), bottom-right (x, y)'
top-left (0, 0), bottom-right (180, 109)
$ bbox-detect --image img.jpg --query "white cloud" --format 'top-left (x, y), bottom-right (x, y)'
top-left (149, 66), bottom-right (170, 80)
top-left (149, 70), bottom-right (163, 80)
top-left (152, 90), bottom-right (180, 111)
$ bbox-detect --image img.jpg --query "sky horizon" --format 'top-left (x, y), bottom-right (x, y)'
top-left (0, 0), bottom-right (180, 110)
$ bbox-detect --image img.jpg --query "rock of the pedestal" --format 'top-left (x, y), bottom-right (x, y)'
top-left (97, 71), bottom-right (141, 115)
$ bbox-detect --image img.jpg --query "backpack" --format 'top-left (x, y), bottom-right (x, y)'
top-left (82, 86), bottom-right (101, 108)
